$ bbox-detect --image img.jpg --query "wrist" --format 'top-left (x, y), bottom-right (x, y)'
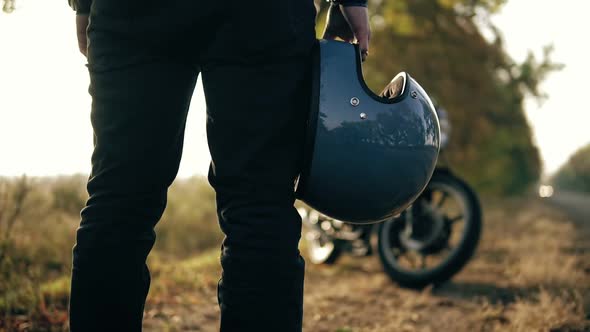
top-left (68, 0), bottom-right (91, 14)
top-left (330, 0), bottom-right (368, 7)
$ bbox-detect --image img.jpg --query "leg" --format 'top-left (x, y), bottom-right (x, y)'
top-left (204, 62), bottom-right (310, 330)
top-left (204, 64), bottom-right (310, 332)
top-left (201, 1), bottom-right (317, 330)
top-left (69, 61), bottom-right (198, 331)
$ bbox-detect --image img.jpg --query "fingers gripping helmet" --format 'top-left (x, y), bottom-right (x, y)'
top-left (296, 40), bottom-right (441, 224)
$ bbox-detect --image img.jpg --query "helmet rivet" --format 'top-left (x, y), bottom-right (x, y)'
top-left (350, 97), bottom-right (360, 107)
top-left (360, 112), bottom-right (367, 120)
top-left (411, 91), bottom-right (418, 99)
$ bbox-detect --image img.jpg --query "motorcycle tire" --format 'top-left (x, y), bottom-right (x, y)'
top-left (377, 171), bottom-right (482, 289)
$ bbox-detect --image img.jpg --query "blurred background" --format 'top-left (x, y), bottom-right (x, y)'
top-left (0, 0), bottom-right (589, 331)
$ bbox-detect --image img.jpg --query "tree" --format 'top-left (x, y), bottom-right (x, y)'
top-left (552, 143), bottom-right (590, 193)
top-left (2, 0), bottom-right (15, 13)
top-left (0, 176), bottom-right (31, 264)
top-left (4, 0), bottom-right (560, 194)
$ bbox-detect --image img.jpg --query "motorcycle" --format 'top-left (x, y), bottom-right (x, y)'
top-left (297, 106), bottom-right (482, 289)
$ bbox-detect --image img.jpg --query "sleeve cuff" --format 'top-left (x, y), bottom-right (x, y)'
top-left (331, 0), bottom-right (368, 7)
top-left (68, 0), bottom-right (91, 14)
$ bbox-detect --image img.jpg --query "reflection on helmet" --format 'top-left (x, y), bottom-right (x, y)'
top-left (296, 40), bottom-right (441, 224)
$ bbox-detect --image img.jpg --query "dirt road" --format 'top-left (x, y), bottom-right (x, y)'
top-left (548, 191), bottom-right (590, 225)
top-left (144, 198), bottom-right (590, 331)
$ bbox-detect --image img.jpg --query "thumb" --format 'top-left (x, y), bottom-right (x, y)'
top-left (76, 14), bottom-right (89, 57)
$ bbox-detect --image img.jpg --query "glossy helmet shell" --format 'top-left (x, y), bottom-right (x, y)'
top-left (296, 40), bottom-right (440, 224)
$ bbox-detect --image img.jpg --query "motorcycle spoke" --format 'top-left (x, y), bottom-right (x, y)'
top-left (436, 191), bottom-right (449, 208)
top-left (420, 254), bottom-right (427, 269)
top-left (449, 214), bottom-right (463, 223)
top-left (404, 252), bottom-right (417, 268)
top-left (443, 243), bottom-right (453, 251)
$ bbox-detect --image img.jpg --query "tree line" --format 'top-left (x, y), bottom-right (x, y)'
top-left (552, 143), bottom-right (590, 193)
top-left (3, 0), bottom-right (561, 194)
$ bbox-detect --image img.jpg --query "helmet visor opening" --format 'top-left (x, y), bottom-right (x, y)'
top-left (379, 72), bottom-right (407, 100)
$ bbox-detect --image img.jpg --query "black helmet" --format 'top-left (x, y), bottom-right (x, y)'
top-left (296, 40), bottom-right (440, 224)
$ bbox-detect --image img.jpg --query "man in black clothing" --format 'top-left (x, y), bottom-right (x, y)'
top-left (68, 0), bottom-right (370, 331)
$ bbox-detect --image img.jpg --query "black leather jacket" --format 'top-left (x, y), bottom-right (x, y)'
top-left (68, 0), bottom-right (367, 14)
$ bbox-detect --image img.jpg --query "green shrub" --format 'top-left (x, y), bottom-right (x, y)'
top-left (0, 175), bottom-right (221, 318)
top-left (553, 143), bottom-right (590, 193)
top-left (155, 176), bottom-right (222, 258)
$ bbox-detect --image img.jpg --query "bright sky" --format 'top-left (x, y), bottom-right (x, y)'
top-left (0, 0), bottom-right (589, 177)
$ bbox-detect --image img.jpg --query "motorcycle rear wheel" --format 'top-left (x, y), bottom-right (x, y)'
top-left (377, 171), bottom-right (482, 289)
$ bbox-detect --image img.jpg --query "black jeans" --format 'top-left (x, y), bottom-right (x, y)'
top-left (69, 1), bottom-right (316, 331)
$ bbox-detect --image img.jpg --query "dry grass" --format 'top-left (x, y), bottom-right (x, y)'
top-left (295, 198), bottom-right (590, 332)
top-left (1, 175), bottom-right (589, 331)
top-left (0, 175), bottom-right (221, 331)
top-left (148, 249), bottom-right (221, 303)
top-left (507, 290), bottom-right (587, 332)
top-left (482, 203), bottom-right (587, 288)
